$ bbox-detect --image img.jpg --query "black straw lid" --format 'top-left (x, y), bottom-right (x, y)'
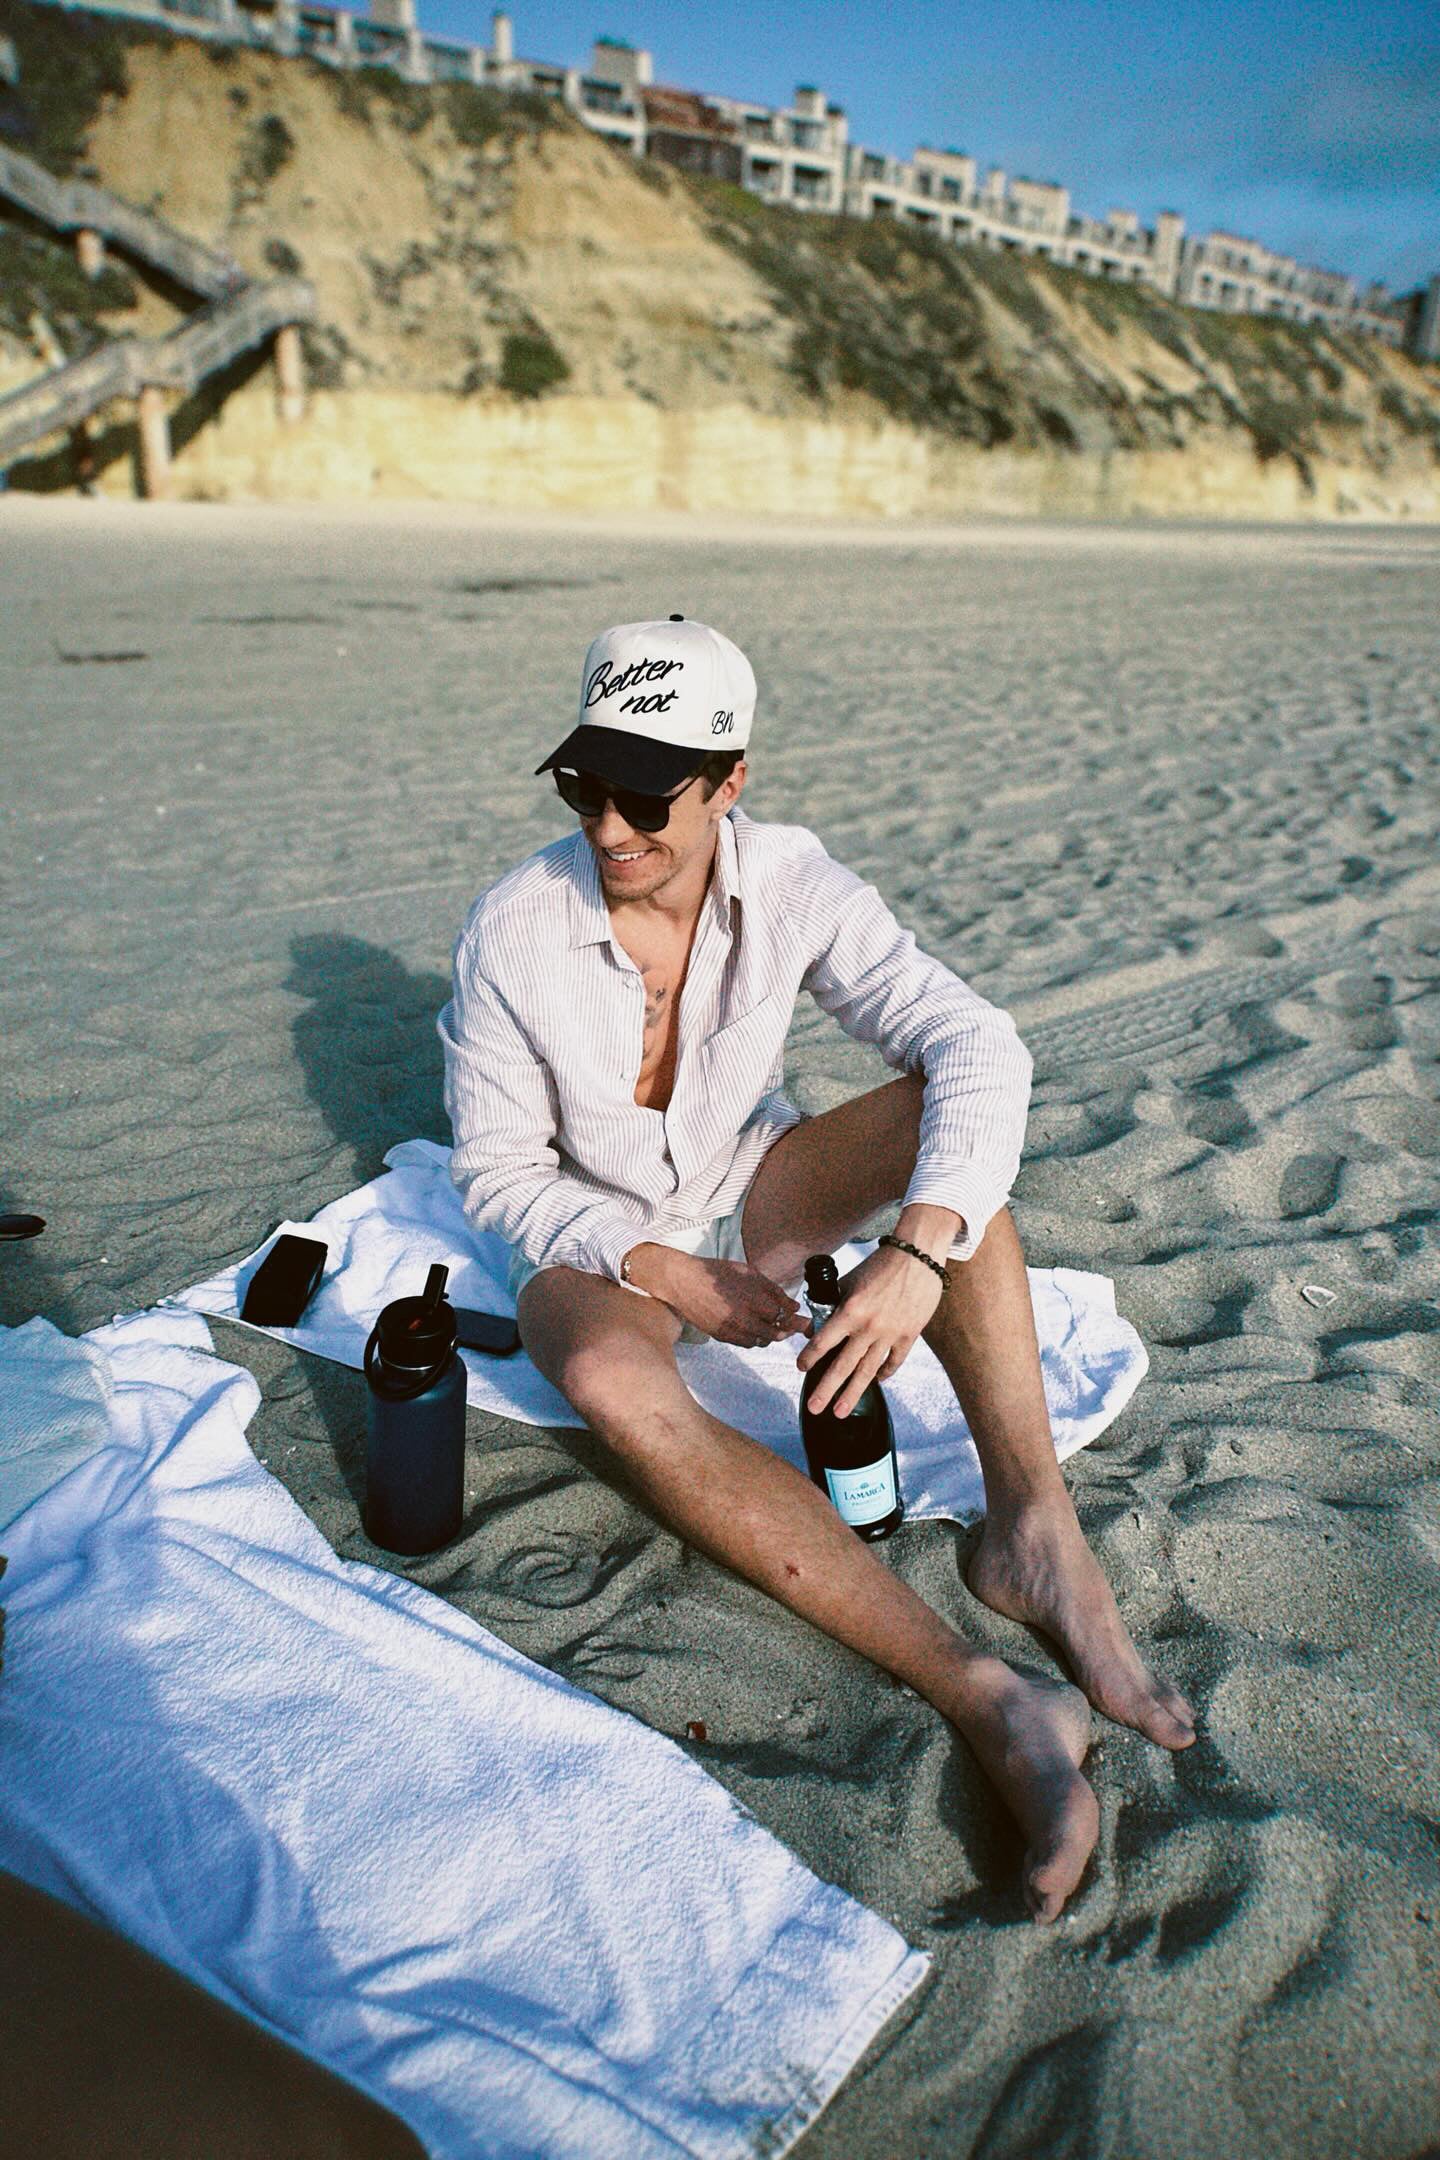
top-left (376, 1264), bottom-right (456, 1371)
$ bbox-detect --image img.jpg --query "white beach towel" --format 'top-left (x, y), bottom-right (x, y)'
top-left (174, 1139), bottom-right (1148, 1524)
top-left (0, 1308), bottom-right (927, 2160)
top-left (0, 1315), bottom-right (114, 1532)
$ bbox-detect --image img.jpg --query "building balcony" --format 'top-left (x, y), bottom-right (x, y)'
top-left (159, 0), bottom-right (230, 22)
top-left (293, 7), bottom-right (336, 49)
top-left (423, 38), bottom-right (475, 79)
top-left (348, 19), bottom-right (404, 57)
top-left (580, 80), bottom-right (637, 116)
top-left (790, 169), bottom-right (833, 206)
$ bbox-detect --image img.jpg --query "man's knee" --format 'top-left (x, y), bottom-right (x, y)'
top-left (558, 1332), bottom-right (652, 1425)
top-left (517, 1267), bottom-right (681, 1431)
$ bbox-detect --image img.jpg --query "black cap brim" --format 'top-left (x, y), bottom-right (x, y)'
top-left (534, 725), bottom-right (707, 794)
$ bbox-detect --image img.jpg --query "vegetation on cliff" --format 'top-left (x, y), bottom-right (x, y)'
top-left (0, 0), bottom-right (152, 355)
top-left (690, 178), bottom-right (1440, 479)
top-left (0, 0), bottom-right (159, 172)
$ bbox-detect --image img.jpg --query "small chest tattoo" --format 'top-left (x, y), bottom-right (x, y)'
top-left (633, 955), bottom-right (686, 1110)
top-left (641, 967), bottom-right (674, 1044)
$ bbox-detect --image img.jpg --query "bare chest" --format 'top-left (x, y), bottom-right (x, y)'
top-left (621, 938), bottom-right (691, 1112)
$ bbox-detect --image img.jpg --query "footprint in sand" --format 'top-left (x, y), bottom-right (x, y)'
top-left (1276, 1152), bottom-right (1343, 1219)
top-left (1179, 1091), bottom-right (1255, 1147)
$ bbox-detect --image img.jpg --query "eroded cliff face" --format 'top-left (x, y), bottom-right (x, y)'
top-left (2, 2), bottom-right (1437, 517)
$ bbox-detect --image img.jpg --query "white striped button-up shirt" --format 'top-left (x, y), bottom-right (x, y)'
top-left (438, 808), bottom-right (1033, 1283)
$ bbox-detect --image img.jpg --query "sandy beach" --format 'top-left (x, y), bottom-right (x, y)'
top-left (2, 496), bottom-right (1438, 2158)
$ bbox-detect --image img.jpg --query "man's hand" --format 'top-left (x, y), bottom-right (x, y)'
top-left (796, 1245), bottom-right (945, 1418)
top-left (625, 1246), bottom-right (806, 1348)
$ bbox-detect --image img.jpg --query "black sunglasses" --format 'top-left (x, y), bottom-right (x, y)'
top-left (552, 767), bottom-right (702, 833)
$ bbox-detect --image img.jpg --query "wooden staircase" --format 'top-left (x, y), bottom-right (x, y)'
top-left (0, 143), bottom-right (315, 491)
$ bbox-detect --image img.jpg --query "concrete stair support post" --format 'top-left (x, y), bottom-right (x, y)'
top-left (273, 322), bottom-right (305, 422)
top-left (136, 383), bottom-right (171, 500)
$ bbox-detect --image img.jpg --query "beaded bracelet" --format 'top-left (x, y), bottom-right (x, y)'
top-left (878, 1233), bottom-right (949, 1286)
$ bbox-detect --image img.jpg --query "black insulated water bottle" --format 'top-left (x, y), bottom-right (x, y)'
top-left (363, 1263), bottom-right (467, 1556)
top-left (799, 1254), bottom-right (905, 1542)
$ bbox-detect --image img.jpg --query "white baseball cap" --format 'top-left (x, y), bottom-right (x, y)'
top-left (535, 616), bottom-right (756, 793)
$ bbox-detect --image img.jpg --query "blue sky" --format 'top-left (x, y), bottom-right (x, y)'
top-left (418, 0), bottom-right (1440, 293)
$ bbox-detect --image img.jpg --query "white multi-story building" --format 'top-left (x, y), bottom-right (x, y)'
top-left (1176, 230), bottom-right (1402, 344)
top-left (32, 0), bottom-right (1432, 356)
top-left (847, 145), bottom-right (1188, 297)
top-left (711, 85), bottom-right (849, 212)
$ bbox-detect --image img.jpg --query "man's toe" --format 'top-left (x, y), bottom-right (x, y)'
top-left (1135, 1681), bottom-right (1196, 1750)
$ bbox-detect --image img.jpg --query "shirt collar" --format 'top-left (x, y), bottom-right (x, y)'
top-left (712, 807), bottom-right (742, 923)
top-left (566, 811), bottom-right (743, 949)
top-left (567, 831), bottom-right (610, 947)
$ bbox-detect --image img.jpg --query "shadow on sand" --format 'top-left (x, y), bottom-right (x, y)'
top-left (281, 933), bottom-right (452, 1499)
top-left (286, 933), bottom-right (452, 1183)
top-left (0, 1195), bottom-right (78, 1335)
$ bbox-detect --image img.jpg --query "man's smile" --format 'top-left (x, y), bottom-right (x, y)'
top-left (600, 843), bottom-right (658, 868)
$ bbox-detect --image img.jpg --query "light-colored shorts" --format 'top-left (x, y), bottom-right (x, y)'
top-left (507, 1188), bottom-right (758, 1346)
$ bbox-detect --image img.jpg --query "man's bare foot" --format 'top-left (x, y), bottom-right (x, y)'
top-left (967, 1501), bottom-right (1197, 1751)
top-left (955, 1662), bottom-right (1098, 1923)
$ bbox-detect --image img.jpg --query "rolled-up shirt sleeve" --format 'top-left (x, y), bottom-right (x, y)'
top-left (799, 850), bottom-right (1033, 1260)
top-left (439, 935), bottom-right (645, 1283)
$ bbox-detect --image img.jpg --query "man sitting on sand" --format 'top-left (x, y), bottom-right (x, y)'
top-left (439, 616), bottom-right (1195, 1923)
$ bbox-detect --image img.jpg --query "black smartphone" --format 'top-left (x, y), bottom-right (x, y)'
top-left (240, 1233), bottom-right (328, 1327)
top-left (453, 1306), bottom-right (521, 1357)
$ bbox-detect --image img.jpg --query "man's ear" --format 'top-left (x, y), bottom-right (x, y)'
top-left (718, 760), bottom-right (748, 812)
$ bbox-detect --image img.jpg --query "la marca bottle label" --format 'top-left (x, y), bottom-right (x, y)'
top-left (824, 1458), bottom-right (897, 1526)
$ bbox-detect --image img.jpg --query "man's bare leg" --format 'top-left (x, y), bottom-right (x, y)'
top-left (517, 1265), bottom-right (1097, 1922)
top-left (740, 1075), bottom-right (1195, 1751)
top-left (918, 1209), bottom-right (1195, 1749)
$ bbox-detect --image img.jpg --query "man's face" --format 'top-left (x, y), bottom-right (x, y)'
top-left (584, 762), bottom-right (747, 905)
